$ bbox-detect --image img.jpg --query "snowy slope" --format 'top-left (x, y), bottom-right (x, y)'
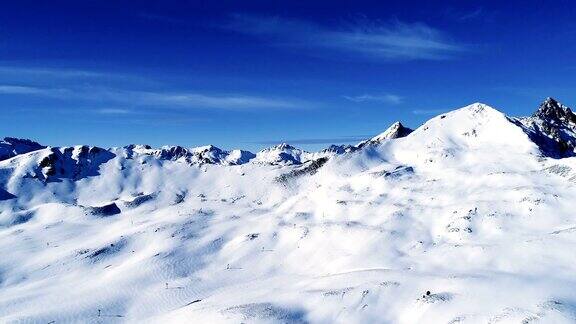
top-left (2, 99), bottom-right (576, 323)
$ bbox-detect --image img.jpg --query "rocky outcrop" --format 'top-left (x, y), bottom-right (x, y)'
top-left (357, 122), bottom-right (413, 148)
top-left (515, 97), bottom-right (576, 157)
top-left (37, 146), bottom-right (116, 181)
top-left (0, 137), bottom-right (45, 161)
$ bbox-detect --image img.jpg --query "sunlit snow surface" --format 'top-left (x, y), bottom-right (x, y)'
top-left (1, 104), bottom-right (576, 323)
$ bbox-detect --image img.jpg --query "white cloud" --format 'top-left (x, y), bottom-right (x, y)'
top-left (343, 94), bottom-right (403, 104)
top-left (0, 85), bottom-right (71, 97)
top-left (226, 14), bottom-right (465, 61)
top-left (0, 66), bottom-right (155, 88)
top-left (0, 84), bottom-right (307, 111)
top-left (0, 66), bottom-right (105, 78)
top-left (132, 91), bottom-right (301, 109)
top-left (0, 85), bottom-right (45, 94)
top-left (94, 108), bottom-right (133, 115)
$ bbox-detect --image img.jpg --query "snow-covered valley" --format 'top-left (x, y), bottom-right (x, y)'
top-left (2, 99), bottom-right (576, 323)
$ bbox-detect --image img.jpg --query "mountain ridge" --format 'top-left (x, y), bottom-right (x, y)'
top-left (2, 98), bottom-right (574, 167)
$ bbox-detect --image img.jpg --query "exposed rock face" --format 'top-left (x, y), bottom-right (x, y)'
top-left (37, 146), bottom-right (116, 181)
top-left (0, 137), bottom-right (45, 161)
top-left (320, 145), bottom-right (358, 155)
top-left (533, 97), bottom-right (576, 124)
top-left (357, 121), bottom-right (413, 148)
top-left (275, 157), bottom-right (329, 183)
top-left (156, 146), bottom-right (190, 161)
top-left (85, 203), bottom-right (121, 217)
top-left (515, 97), bottom-right (576, 157)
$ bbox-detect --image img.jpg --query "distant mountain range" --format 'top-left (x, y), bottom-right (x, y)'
top-left (1, 97), bottom-right (574, 183)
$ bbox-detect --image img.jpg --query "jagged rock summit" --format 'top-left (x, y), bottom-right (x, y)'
top-left (0, 137), bottom-right (45, 161)
top-left (516, 97), bottom-right (576, 157)
top-left (319, 144), bottom-right (358, 155)
top-left (357, 121), bottom-right (413, 148)
top-left (533, 97), bottom-right (576, 124)
top-left (37, 146), bottom-right (116, 181)
top-left (121, 144), bottom-right (255, 165)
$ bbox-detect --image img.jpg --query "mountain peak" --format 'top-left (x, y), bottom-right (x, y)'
top-left (513, 97), bottom-right (576, 157)
top-left (533, 97), bottom-right (576, 124)
top-left (459, 102), bottom-right (500, 115)
top-left (263, 143), bottom-right (297, 151)
top-left (357, 121), bottom-right (413, 148)
top-left (254, 143), bottom-right (307, 165)
top-left (378, 121), bottom-right (412, 139)
top-left (192, 145), bottom-right (223, 153)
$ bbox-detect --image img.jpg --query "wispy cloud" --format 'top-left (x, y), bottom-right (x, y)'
top-left (26, 106), bottom-right (212, 125)
top-left (85, 116), bottom-right (211, 126)
top-left (0, 65), bottom-right (157, 88)
top-left (225, 14), bottom-right (466, 61)
top-left (0, 66), bottom-right (105, 79)
top-left (343, 93), bottom-right (403, 104)
top-left (0, 85), bottom-right (72, 97)
top-left (0, 84), bottom-right (307, 110)
top-left (0, 85), bottom-right (46, 95)
top-left (127, 90), bottom-right (303, 110)
top-left (93, 108), bottom-right (134, 115)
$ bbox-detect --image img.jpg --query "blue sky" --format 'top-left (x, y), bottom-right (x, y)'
top-left (1, 0), bottom-right (576, 151)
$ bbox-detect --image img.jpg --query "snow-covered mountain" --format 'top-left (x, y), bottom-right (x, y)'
top-left (121, 144), bottom-right (255, 165)
top-left (252, 143), bottom-right (310, 165)
top-left (2, 98), bottom-right (576, 323)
